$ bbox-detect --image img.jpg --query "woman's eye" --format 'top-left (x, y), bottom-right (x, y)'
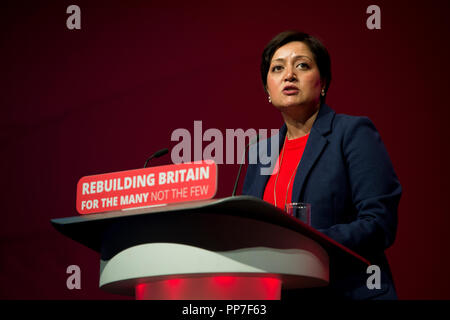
top-left (271, 65), bottom-right (283, 72)
top-left (297, 63), bottom-right (310, 69)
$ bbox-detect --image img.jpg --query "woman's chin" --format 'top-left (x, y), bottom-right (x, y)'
top-left (273, 98), bottom-right (321, 111)
top-left (274, 102), bottom-right (307, 110)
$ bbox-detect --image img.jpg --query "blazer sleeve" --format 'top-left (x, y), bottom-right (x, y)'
top-left (317, 117), bottom-right (402, 256)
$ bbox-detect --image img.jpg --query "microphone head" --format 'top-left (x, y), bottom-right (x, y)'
top-left (153, 148), bottom-right (169, 158)
top-left (144, 148), bottom-right (169, 168)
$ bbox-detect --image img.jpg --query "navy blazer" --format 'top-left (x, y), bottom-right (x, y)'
top-left (242, 104), bottom-right (402, 300)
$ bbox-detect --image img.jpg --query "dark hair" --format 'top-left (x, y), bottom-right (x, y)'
top-left (261, 31), bottom-right (332, 103)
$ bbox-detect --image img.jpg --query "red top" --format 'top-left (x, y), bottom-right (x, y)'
top-left (263, 134), bottom-right (309, 211)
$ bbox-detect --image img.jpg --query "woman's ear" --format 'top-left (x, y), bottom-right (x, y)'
top-left (265, 86), bottom-right (272, 103)
top-left (320, 79), bottom-right (326, 96)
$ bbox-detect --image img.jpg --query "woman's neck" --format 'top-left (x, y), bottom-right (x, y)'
top-left (281, 103), bottom-right (320, 140)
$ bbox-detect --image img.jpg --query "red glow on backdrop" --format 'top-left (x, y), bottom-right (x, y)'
top-left (165, 278), bottom-right (183, 288)
top-left (135, 283), bottom-right (146, 299)
top-left (136, 278), bottom-right (187, 300)
top-left (212, 276), bottom-right (237, 286)
top-left (261, 277), bottom-right (282, 299)
top-left (135, 275), bottom-right (282, 300)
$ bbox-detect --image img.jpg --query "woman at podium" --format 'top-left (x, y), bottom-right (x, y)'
top-left (242, 31), bottom-right (402, 300)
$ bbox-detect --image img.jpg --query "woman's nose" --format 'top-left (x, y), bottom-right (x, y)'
top-left (284, 67), bottom-right (297, 81)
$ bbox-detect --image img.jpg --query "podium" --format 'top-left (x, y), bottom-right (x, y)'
top-left (51, 196), bottom-right (369, 300)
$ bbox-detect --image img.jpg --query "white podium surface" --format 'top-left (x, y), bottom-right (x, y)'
top-left (52, 196), bottom-right (368, 300)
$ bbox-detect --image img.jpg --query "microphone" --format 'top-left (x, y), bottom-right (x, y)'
top-left (232, 135), bottom-right (259, 196)
top-left (144, 148), bottom-right (169, 168)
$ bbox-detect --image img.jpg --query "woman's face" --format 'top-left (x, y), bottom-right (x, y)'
top-left (266, 41), bottom-right (323, 110)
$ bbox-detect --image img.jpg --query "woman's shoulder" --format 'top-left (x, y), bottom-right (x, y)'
top-left (326, 111), bottom-right (386, 157)
top-left (331, 110), bottom-right (378, 135)
top-left (319, 106), bottom-right (381, 145)
top-left (318, 104), bottom-right (377, 132)
top-left (333, 111), bottom-right (374, 126)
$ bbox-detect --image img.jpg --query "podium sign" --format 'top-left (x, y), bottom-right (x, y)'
top-left (76, 161), bottom-right (217, 214)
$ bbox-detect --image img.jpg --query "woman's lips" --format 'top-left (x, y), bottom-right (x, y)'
top-left (282, 86), bottom-right (299, 95)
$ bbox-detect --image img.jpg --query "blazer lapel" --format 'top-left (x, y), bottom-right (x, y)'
top-left (291, 104), bottom-right (335, 202)
top-left (250, 125), bottom-right (287, 198)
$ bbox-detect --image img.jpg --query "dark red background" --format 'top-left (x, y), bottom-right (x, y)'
top-left (1, 0), bottom-right (449, 299)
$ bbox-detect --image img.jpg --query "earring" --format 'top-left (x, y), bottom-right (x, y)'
top-left (321, 89), bottom-right (325, 96)
top-left (268, 96), bottom-right (272, 103)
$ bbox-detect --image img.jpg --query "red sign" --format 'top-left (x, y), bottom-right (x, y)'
top-left (76, 161), bottom-right (217, 215)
